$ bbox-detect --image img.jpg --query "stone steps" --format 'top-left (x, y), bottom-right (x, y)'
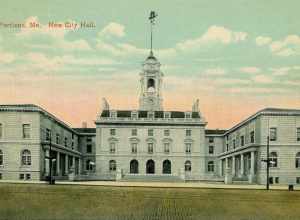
top-left (121, 174), bottom-right (184, 182)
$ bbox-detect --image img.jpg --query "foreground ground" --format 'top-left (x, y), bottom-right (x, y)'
top-left (0, 183), bottom-right (300, 220)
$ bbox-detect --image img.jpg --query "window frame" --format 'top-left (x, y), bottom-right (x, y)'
top-left (185, 161), bottom-right (191, 172)
top-left (208, 161), bottom-right (214, 172)
top-left (208, 145), bottom-right (214, 154)
top-left (270, 127), bottom-right (277, 141)
top-left (269, 152), bottom-right (278, 168)
top-left (109, 160), bottom-right (117, 172)
top-left (22, 124), bottom-right (31, 139)
top-left (21, 149), bottom-right (31, 166)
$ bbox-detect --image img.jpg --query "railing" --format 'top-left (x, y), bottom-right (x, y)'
top-left (97, 117), bottom-right (203, 123)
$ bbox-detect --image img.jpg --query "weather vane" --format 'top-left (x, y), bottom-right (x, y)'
top-left (149, 11), bottom-right (158, 54)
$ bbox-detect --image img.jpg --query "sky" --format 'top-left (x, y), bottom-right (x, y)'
top-left (0, 0), bottom-right (299, 129)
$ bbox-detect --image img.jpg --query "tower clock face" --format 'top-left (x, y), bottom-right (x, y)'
top-left (149, 98), bottom-right (154, 105)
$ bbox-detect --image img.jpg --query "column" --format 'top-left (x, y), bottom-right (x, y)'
top-left (78, 158), bottom-right (82, 175)
top-left (219, 159), bottom-right (223, 177)
top-left (56, 152), bottom-right (60, 176)
top-left (240, 154), bottom-right (244, 177)
top-left (72, 156), bottom-right (75, 170)
top-left (45, 149), bottom-right (50, 176)
top-left (225, 157), bottom-right (228, 169)
top-left (248, 151), bottom-right (256, 183)
top-left (232, 156), bottom-right (235, 177)
top-left (65, 155), bottom-right (69, 175)
top-left (250, 151), bottom-right (255, 174)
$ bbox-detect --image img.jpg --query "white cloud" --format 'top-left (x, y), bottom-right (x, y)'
top-left (99, 22), bottom-right (125, 38)
top-left (252, 75), bottom-right (273, 84)
top-left (255, 36), bottom-right (272, 46)
top-left (176, 26), bottom-right (247, 51)
top-left (203, 68), bottom-right (226, 76)
top-left (270, 35), bottom-right (300, 56)
top-left (270, 67), bottom-right (291, 76)
top-left (239, 67), bottom-right (261, 74)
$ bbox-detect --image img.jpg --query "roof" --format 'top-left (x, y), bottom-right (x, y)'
top-left (224, 107), bottom-right (300, 135)
top-left (73, 128), bottom-right (96, 134)
top-left (205, 129), bottom-right (227, 135)
top-left (0, 104), bottom-right (78, 134)
top-left (100, 110), bottom-right (201, 119)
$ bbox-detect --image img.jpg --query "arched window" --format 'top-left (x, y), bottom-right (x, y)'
top-left (208, 161), bottom-right (214, 172)
top-left (0, 149), bottom-right (3, 166)
top-left (21, 150), bottom-right (31, 165)
top-left (147, 78), bottom-right (155, 89)
top-left (130, 160), bottom-right (139, 174)
top-left (295, 152), bottom-right (300, 168)
top-left (109, 160), bottom-right (116, 172)
top-left (269, 152), bottom-right (278, 168)
top-left (185, 160), bottom-right (191, 172)
top-left (162, 160), bottom-right (171, 174)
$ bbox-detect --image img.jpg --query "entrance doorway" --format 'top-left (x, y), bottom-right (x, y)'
top-left (162, 160), bottom-right (171, 174)
top-left (146, 159), bottom-right (155, 174)
top-left (130, 160), bottom-right (139, 174)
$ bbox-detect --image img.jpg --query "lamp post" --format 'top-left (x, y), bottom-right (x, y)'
top-left (44, 130), bottom-right (55, 185)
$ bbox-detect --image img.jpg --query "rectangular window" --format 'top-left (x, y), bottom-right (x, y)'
top-left (64, 137), bottom-right (68, 147)
top-left (209, 146), bottom-right (214, 154)
top-left (0, 123), bottom-right (3, 138)
top-left (164, 143), bottom-right (170, 153)
top-left (297, 128), bottom-right (300, 141)
top-left (46, 129), bottom-right (51, 141)
top-left (131, 143), bottom-right (137, 153)
top-left (148, 143), bottom-right (153, 154)
top-left (26, 174), bottom-right (31, 180)
top-left (86, 144), bottom-right (92, 153)
top-left (19, 173), bottom-right (24, 180)
top-left (164, 129), bottom-right (170, 136)
top-left (274, 177), bottom-right (279, 184)
top-left (110, 129), bottom-right (116, 136)
top-left (209, 137), bottom-right (214, 143)
top-left (109, 143), bottom-right (116, 153)
top-left (240, 136), bottom-right (245, 147)
top-left (226, 144), bottom-right (229, 151)
top-left (233, 139), bottom-right (236, 149)
top-left (250, 131), bottom-right (255, 143)
top-left (131, 129), bottom-right (137, 136)
top-left (56, 133), bottom-right (60, 144)
top-left (296, 177), bottom-right (300, 184)
top-left (148, 129), bottom-right (154, 136)
top-left (270, 127), bottom-right (277, 141)
top-left (185, 143), bottom-right (191, 153)
top-left (22, 124), bottom-right (30, 139)
top-left (186, 129), bottom-right (192, 137)
top-left (269, 177), bottom-right (273, 184)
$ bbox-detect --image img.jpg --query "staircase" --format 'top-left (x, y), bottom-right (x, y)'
top-left (121, 174), bottom-right (184, 182)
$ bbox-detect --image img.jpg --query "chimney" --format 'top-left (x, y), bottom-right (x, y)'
top-left (82, 121), bottom-right (87, 128)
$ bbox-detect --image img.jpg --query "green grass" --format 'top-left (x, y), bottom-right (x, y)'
top-left (0, 183), bottom-right (300, 220)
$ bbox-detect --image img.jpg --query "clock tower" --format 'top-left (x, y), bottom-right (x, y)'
top-left (139, 51), bottom-right (163, 111)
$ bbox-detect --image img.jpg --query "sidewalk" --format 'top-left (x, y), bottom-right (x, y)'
top-left (55, 180), bottom-right (298, 190)
top-left (0, 180), bottom-right (298, 190)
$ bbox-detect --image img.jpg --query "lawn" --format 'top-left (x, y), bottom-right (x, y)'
top-left (0, 183), bottom-right (300, 220)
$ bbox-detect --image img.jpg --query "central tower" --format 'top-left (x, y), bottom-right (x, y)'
top-left (139, 11), bottom-right (163, 111)
top-left (139, 51), bottom-right (163, 111)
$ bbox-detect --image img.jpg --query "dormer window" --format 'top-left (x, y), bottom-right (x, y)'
top-left (131, 111), bottom-right (138, 119)
top-left (110, 111), bottom-right (117, 118)
top-left (164, 112), bottom-right (171, 119)
top-left (185, 112), bottom-right (192, 119)
top-left (148, 111), bottom-right (155, 119)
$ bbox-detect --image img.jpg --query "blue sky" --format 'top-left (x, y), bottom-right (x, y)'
top-left (0, 0), bottom-right (299, 128)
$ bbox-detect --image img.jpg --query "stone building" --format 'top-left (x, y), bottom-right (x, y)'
top-left (0, 52), bottom-right (299, 185)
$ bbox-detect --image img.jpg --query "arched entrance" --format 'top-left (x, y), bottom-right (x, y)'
top-left (146, 159), bottom-right (155, 174)
top-left (130, 160), bottom-right (139, 174)
top-left (163, 160), bottom-right (171, 174)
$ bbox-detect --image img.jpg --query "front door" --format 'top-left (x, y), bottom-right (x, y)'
top-left (146, 160), bottom-right (155, 174)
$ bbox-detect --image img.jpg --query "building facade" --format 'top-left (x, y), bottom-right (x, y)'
top-left (0, 53), bottom-right (299, 185)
